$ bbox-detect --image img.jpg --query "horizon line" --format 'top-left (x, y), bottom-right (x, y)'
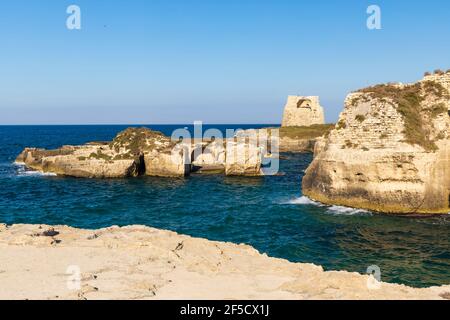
top-left (0, 122), bottom-right (282, 126)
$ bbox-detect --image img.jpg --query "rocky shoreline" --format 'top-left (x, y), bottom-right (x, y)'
top-left (0, 223), bottom-right (449, 300)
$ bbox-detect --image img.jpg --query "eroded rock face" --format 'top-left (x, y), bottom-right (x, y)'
top-left (16, 127), bottom-right (267, 178)
top-left (16, 124), bottom-right (326, 178)
top-left (225, 141), bottom-right (263, 176)
top-left (16, 145), bottom-right (142, 178)
top-left (145, 148), bottom-right (191, 177)
top-left (279, 137), bottom-right (316, 153)
top-left (192, 140), bottom-right (226, 167)
top-left (233, 125), bottom-right (333, 153)
top-left (16, 128), bottom-right (187, 178)
top-left (302, 73), bottom-right (450, 214)
top-left (282, 96), bottom-right (325, 127)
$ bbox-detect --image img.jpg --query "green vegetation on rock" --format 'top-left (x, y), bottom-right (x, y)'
top-left (336, 119), bottom-right (347, 130)
top-left (356, 81), bottom-right (449, 151)
top-left (109, 127), bottom-right (174, 158)
top-left (88, 150), bottom-right (112, 161)
top-left (277, 124), bottom-right (335, 139)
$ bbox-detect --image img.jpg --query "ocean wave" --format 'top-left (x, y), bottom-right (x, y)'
top-left (284, 196), bottom-right (324, 206)
top-left (326, 205), bottom-right (371, 216)
top-left (285, 196), bottom-right (371, 215)
top-left (18, 171), bottom-right (57, 177)
top-left (14, 163), bottom-right (57, 177)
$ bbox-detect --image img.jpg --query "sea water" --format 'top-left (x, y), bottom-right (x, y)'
top-left (0, 125), bottom-right (449, 288)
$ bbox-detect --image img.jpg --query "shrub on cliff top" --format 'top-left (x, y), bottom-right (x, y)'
top-left (278, 124), bottom-right (334, 139)
top-left (422, 80), bottom-right (449, 98)
top-left (109, 127), bottom-right (173, 156)
top-left (89, 150), bottom-right (112, 161)
top-left (357, 81), bottom-right (449, 151)
top-left (430, 103), bottom-right (447, 118)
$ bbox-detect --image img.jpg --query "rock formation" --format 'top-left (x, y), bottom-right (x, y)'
top-left (16, 127), bottom-right (266, 178)
top-left (281, 96), bottom-right (325, 127)
top-left (17, 128), bottom-right (189, 178)
top-left (191, 140), bottom-right (227, 173)
top-left (303, 72), bottom-right (450, 214)
top-left (16, 145), bottom-right (143, 178)
top-left (231, 125), bottom-right (334, 153)
top-left (225, 139), bottom-right (263, 176)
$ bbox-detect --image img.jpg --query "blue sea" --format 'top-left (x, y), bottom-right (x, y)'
top-left (1, 125), bottom-right (449, 288)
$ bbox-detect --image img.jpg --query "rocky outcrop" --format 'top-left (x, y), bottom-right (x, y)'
top-left (16, 123), bottom-right (333, 178)
top-left (145, 149), bottom-right (191, 177)
top-left (303, 72), bottom-right (450, 214)
top-left (1, 223), bottom-right (449, 300)
top-left (111, 127), bottom-right (190, 177)
top-left (282, 96), bottom-right (325, 127)
top-left (16, 128), bottom-right (189, 178)
top-left (16, 145), bottom-right (142, 178)
top-left (232, 125), bottom-right (334, 154)
top-left (225, 140), bottom-right (264, 176)
top-left (191, 140), bottom-right (226, 173)
top-left (16, 127), bottom-right (266, 178)
top-left (279, 137), bottom-right (316, 153)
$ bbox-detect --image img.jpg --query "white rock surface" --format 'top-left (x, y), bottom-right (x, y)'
top-left (0, 224), bottom-right (449, 300)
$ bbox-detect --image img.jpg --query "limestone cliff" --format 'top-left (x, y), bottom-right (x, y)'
top-left (282, 96), bottom-right (325, 127)
top-left (302, 72), bottom-right (450, 214)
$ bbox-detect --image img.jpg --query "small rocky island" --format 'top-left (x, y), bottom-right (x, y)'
top-left (16, 128), bottom-right (190, 178)
top-left (16, 127), bottom-right (284, 178)
top-left (303, 71), bottom-right (450, 214)
top-left (16, 123), bottom-right (333, 178)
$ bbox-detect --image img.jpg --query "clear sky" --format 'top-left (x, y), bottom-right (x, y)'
top-left (0, 0), bottom-right (449, 124)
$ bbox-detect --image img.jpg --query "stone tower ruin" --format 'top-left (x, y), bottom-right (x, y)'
top-left (281, 96), bottom-right (325, 127)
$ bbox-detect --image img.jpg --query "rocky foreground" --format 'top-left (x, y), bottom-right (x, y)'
top-left (0, 223), bottom-right (449, 300)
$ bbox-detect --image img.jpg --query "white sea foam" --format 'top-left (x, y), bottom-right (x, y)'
top-left (285, 196), bottom-right (371, 215)
top-left (284, 196), bottom-right (324, 206)
top-left (326, 205), bottom-right (371, 216)
top-left (19, 171), bottom-right (57, 177)
top-left (14, 163), bottom-right (57, 177)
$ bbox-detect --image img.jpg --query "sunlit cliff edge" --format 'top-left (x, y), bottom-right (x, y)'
top-left (303, 71), bottom-right (450, 214)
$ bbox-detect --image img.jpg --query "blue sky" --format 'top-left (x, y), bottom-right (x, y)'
top-left (0, 0), bottom-right (449, 124)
